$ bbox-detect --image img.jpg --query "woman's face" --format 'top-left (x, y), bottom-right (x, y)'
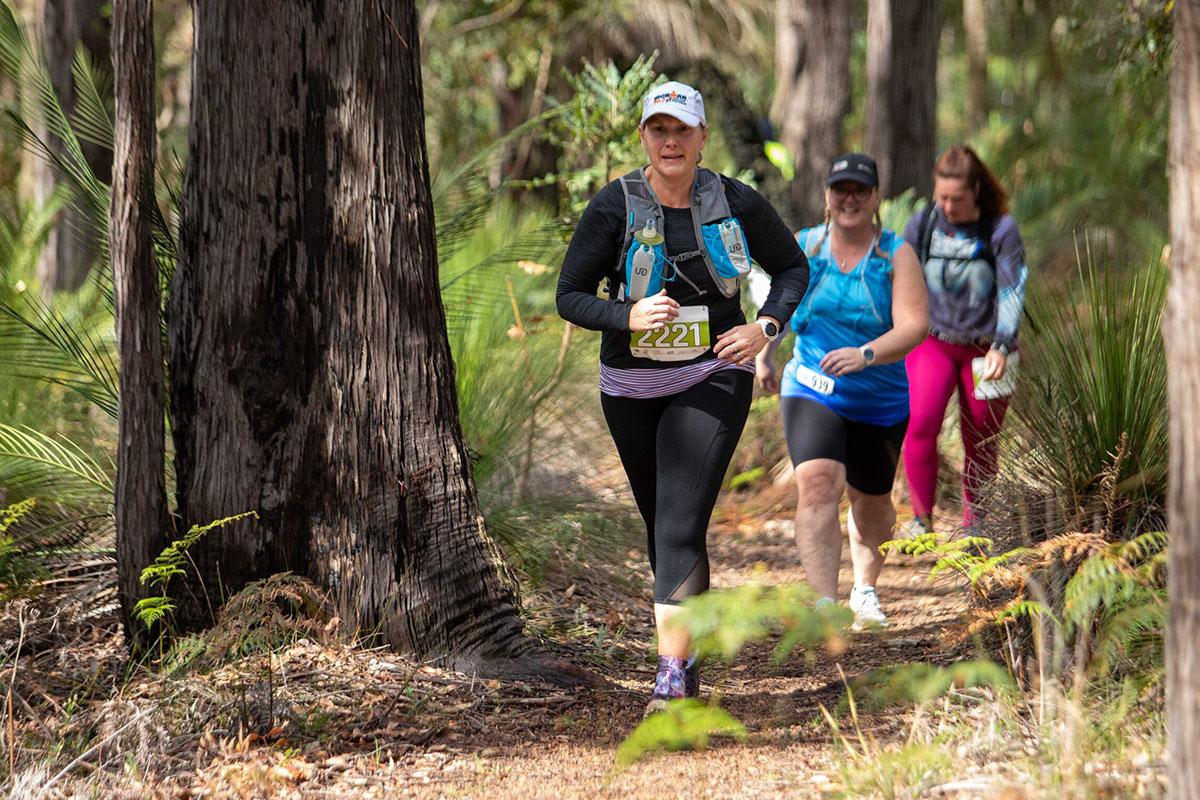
top-left (934, 176), bottom-right (980, 224)
top-left (826, 181), bottom-right (879, 231)
top-left (640, 114), bottom-right (708, 182)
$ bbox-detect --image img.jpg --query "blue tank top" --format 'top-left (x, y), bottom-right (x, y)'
top-left (780, 226), bottom-right (910, 426)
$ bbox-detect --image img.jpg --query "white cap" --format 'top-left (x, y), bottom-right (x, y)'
top-left (639, 81), bottom-right (706, 128)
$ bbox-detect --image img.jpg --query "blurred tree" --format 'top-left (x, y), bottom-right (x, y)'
top-left (109, 0), bottom-right (167, 649)
top-left (36, 0), bottom-right (109, 293)
top-left (865, 0), bottom-right (938, 200)
top-left (964, 0), bottom-right (1170, 267)
top-left (419, 0), bottom-right (778, 209)
top-left (1167, 1), bottom-right (1200, 796)
top-left (963, 0), bottom-right (987, 133)
top-left (771, 0), bottom-right (851, 226)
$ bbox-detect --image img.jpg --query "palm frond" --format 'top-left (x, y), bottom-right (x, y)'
top-left (69, 46), bottom-right (114, 149)
top-left (0, 291), bottom-right (119, 417)
top-left (0, 423), bottom-right (113, 501)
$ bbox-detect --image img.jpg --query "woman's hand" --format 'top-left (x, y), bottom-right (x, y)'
top-left (755, 353), bottom-right (779, 394)
top-left (982, 348), bottom-right (1008, 381)
top-left (628, 289), bottom-right (680, 332)
top-left (819, 346), bottom-right (868, 377)
top-left (714, 324), bottom-right (768, 365)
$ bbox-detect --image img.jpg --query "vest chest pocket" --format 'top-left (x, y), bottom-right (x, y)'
top-left (630, 305), bottom-right (710, 362)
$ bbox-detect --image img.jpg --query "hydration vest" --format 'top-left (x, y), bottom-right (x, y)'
top-left (915, 204), bottom-right (1038, 334)
top-left (916, 204), bottom-right (995, 268)
top-left (616, 167), bottom-right (751, 301)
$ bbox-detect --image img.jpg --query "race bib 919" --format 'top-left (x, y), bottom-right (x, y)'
top-left (631, 305), bottom-right (710, 362)
top-left (795, 364), bottom-right (835, 395)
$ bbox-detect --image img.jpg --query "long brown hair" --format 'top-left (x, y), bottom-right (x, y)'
top-left (934, 144), bottom-right (1009, 218)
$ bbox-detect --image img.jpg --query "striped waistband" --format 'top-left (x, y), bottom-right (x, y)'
top-left (600, 359), bottom-right (754, 399)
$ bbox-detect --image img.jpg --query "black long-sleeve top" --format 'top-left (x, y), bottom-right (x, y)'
top-left (556, 175), bottom-right (809, 369)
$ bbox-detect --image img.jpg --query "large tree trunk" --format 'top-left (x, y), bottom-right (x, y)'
top-left (771, 0), bottom-right (851, 227)
top-left (1167, 3), bottom-right (1200, 796)
top-left (963, 0), bottom-right (988, 133)
top-left (865, 0), bottom-right (939, 200)
top-left (110, 0), bottom-right (167, 648)
top-left (37, 0), bottom-right (111, 294)
top-left (164, 0), bottom-right (543, 677)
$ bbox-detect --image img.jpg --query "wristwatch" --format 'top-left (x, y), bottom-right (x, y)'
top-left (755, 318), bottom-right (781, 341)
top-left (859, 345), bottom-right (876, 365)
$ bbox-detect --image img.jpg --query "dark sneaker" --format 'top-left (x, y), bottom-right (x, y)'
top-left (684, 657), bottom-right (699, 699)
top-left (644, 655), bottom-right (687, 717)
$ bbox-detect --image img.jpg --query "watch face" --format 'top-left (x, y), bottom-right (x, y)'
top-left (862, 346), bottom-right (875, 363)
top-left (764, 321), bottom-right (778, 338)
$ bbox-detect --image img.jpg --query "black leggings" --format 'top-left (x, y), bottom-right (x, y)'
top-left (601, 369), bottom-right (753, 604)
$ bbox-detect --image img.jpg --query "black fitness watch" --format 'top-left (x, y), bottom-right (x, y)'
top-left (859, 345), bottom-right (876, 365)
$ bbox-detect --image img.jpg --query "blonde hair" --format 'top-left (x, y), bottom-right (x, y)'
top-left (812, 194), bottom-right (888, 260)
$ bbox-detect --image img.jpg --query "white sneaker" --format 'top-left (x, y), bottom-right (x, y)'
top-left (849, 585), bottom-right (888, 631)
top-left (898, 517), bottom-right (931, 540)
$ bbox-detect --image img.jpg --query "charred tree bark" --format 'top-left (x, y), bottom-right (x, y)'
top-left (1167, 3), bottom-right (1200, 797)
top-left (865, 0), bottom-right (939, 200)
top-left (772, 0), bottom-right (851, 227)
top-left (166, 0), bottom-right (548, 678)
top-left (37, 0), bottom-right (110, 294)
top-left (110, 0), bottom-right (167, 648)
top-left (963, 0), bottom-right (988, 133)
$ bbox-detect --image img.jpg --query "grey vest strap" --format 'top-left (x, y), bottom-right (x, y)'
top-left (617, 167), bottom-right (739, 299)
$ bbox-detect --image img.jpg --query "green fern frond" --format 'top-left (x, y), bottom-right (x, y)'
top-left (133, 595), bottom-right (175, 630)
top-left (1119, 530), bottom-right (1167, 564)
top-left (995, 598), bottom-right (1058, 626)
top-left (139, 511), bottom-right (259, 593)
top-left (1092, 599), bottom-right (1166, 677)
top-left (615, 699), bottom-right (746, 766)
top-left (880, 531), bottom-right (939, 556)
top-left (0, 497), bottom-right (36, 532)
top-left (846, 660), bottom-right (1015, 712)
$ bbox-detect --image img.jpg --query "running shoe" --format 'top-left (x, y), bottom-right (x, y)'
top-left (849, 585), bottom-right (888, 631)
top-left (684, 657), bottom-right (699, 699)
top-left (644, 655), bottom-right (688, 717)
top-left (897, 516), bottom-right (931, 540)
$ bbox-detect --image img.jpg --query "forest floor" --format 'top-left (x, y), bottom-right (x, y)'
top-left (4, 477), bottom-right (1010, 800)
top-left (4, 463), bottom-right (1165, 798)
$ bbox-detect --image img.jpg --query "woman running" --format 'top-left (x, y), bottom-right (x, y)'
top-left (556, 81), bottom-right (808, 713)
top-left (756, 153), bottom-right (927, 629)
top-left (901, 145), bottom-right (1029, 535)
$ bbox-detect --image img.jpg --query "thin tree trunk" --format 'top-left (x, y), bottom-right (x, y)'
top-left (1167, 3), bottom-right (1200, 796)
top-left (865, 0), bottom-right (939, 200)
top-left (772, 0), bottom-right (851, 227)
top-left (963, 0), bottom-right (987, 133)
top-left (110, 0), bottom-right (167, 647)
top-left (37, 0), bottom-right (110, 294)
top-left (165, 0), bottom-right (560, 679)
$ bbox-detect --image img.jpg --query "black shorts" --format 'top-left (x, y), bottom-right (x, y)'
top-left (780, 396), bottom-right (907, 496)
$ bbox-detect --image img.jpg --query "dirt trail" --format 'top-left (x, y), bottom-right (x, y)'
top-left (370, 486), bottom-right (971, 800)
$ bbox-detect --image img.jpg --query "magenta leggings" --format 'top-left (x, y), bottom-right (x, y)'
top-left (903, 336), bottom-right (1009, 526)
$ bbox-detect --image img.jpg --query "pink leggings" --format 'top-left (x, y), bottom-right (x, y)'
top-left (903, 336), bottom-right (1009, 526)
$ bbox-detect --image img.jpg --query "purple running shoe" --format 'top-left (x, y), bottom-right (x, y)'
top-left (644, 655), bottom-right (688, 717)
